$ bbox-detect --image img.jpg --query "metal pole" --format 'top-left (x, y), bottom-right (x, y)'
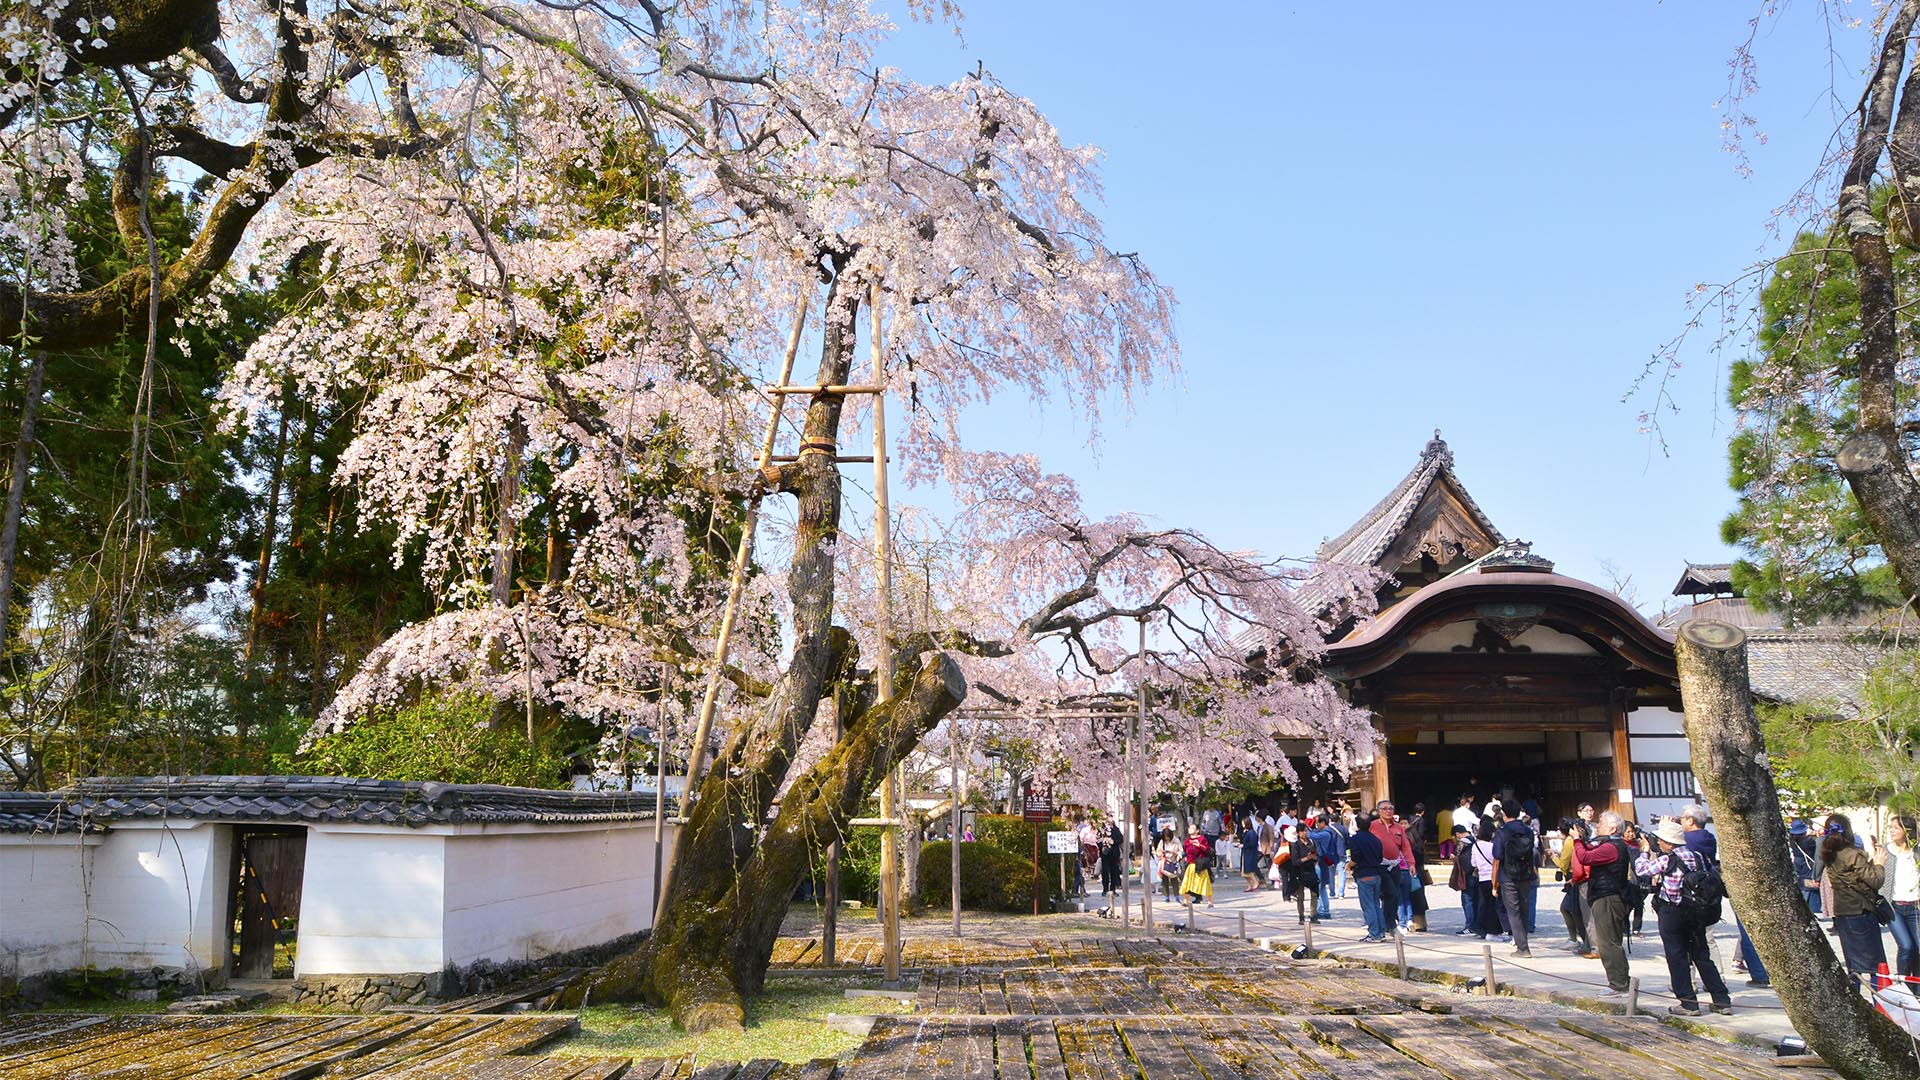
top-left (869, 279), bottom-right (902, 988)
top-left (653, 285), bottom-right (809, 928)
top-left (951, 715), bottom-right (962, 938)
top-left (1137, 617), bottom-right (1152, 933)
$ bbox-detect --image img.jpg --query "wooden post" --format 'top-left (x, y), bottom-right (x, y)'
top-left (1482, 943), bottom-right (1496, 995)
top-left (1625, 976), bottom-right (1639, 1017)
top-left (1137, 617), bottom-right (1153, 933)
top-left (951, 715), bottom-right (962, 939)
top-left (1304, 915), bottom-right (1314, 953)
top-left (653, 285), bottom-right (810, 928)
top-left (1031, 820), bottom-right (1041, 916)
top-left (869, 279), bottom-right (901, 988)
top-left (1677, 619), bottom-right (1920, 1079)
top-left (1185, 893), bottom-right (1194, 929)
top-left (652, 668), bottom-right (670, 917)
top-left (1238, 911), bottom-right (1247, 940)
top-left (1608, 690), bottom-right (1635, 819)
top-left (1394, 924), bottom-right (1407, 980)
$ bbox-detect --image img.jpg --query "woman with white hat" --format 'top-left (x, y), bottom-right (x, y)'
top-left (1635, 818), bottom-right (1733, 1016)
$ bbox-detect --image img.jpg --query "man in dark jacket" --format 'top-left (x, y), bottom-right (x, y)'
top-left (1348, 815), bottom-right (1389, 942)
top-left (1490, 803), bottom-right (1539, 957)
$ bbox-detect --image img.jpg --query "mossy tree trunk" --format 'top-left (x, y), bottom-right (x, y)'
top-left (562, 270), bottom-right (969, 1032)
top-left (1676, 619), bottom-right (1920, 1080)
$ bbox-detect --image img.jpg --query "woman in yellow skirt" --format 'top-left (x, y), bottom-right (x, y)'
top-left (1180, 826), bottom-right (1215, 906)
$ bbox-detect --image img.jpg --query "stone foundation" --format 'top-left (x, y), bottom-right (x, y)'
top-left (289, 971), bottom-right (443, 1011)
top-left (289, 929), bottom-right (649, 1012)
top-left (0, 964), bottom-right (220, 1012)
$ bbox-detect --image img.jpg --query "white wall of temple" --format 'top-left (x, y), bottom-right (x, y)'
top-left (1404, 621), bottom-right (1599, 655)
top-left (295, 828), bottom-right (448, 976)
top-left (440, 821), bottom-right (674, 969)
top-left (0, 834), bottom-right (95, 977)
top-left (1, 822), bottom-right (231, 979)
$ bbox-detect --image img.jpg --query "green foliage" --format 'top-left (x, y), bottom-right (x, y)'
top-left (280, 692), bottom-right (570, 788)
top-left (1722, 214), bottom-right (1916, 621)
top-left (917, 840), bottom-right (1065, 913)
top-left (801, 809), bottom-right (884, 904)
top-left (1759, 647), bottom-right (1920, 814)
top-left (972, 813), bottom-right (1064, 859)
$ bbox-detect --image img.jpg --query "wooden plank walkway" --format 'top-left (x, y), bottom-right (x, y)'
top-left (0, 1012), bottom-right (620, 1079)
top-left (2, 923), bottom-right (1838, 1080)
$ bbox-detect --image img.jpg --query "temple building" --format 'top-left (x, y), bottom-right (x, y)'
top-left (1305, 435), bottom-right (1697, 825)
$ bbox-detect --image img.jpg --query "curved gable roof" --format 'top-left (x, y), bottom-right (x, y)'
top-left (1323, 571), bottom-right (1677, 682)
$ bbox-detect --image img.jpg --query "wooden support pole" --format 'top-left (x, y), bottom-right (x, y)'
top-left (1238, 912), bottom-right (1247, 941)
top-left (1394, 925), bottom-right (1408, 980)
top-left (654, 283), bottom-right (809, 929)
top-left (1304, 914), bottom-right (1313, 953)
top-left (760, 383), bottom-right (887, 395)
top-left (1482, 944), bottom-right (1496, 995)
top-left (1625, 976), bottom-right (1639, 1017)
top-left (869, 279), bottom-right (902, 988)
top-left (951, 715), bottom-right (962, 939)
top-left (1137, 617), bottom-right (1153, 934)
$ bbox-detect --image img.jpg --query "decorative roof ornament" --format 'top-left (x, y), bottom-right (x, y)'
top-left (1477, 539), bottom-right (1555, 574)
top-left (1422, 429), bottom-right (1452, 465)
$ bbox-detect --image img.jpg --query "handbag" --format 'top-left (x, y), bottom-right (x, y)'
top-left (1448, 858), bottom-right (1470, 893)
top-left (1876, 896), bottom-right (1898, 926)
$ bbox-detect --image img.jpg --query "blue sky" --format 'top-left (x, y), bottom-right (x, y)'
top-left (866, 3), bottom-right (1857, 616)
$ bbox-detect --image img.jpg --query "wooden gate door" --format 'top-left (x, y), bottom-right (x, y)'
top-left (234, 830), bottom-right (307, 979)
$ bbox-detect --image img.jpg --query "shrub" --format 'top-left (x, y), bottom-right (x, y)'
top-left (279, 692), bottom-right (570, 788)
top-left (918, 840), bottom-right (1065, 913)
top-left (973, 813), bottom-right (1065, 859)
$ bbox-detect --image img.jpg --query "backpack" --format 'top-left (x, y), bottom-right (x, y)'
top-left (1502, 825), bottom-right (1538, 881)
top-left (1666, 851), bottom-right (1725, 923)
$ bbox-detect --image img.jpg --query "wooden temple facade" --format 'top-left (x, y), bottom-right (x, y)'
top-left (1308, 435), bottom-right (1695, 826)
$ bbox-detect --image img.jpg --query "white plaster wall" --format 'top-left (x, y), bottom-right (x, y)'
top-left (1628, 707), bottom-right (1687, 736)
top-left (294, 829), bottom-right (446, 976)
top-left (1407, 620), bottom-right (1597, 655)
top-left (1628, 737), bottom-right (1693, 764)
top-left (2, 823), bottom-right (231, 977)
top-left (440, 821), bottom-right (675, 969)
top-left (0, 835), bottom-right (94, 977)
top-left (78, 823), bottom-right (230, 974)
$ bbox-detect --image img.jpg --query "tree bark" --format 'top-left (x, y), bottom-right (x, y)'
top-left (1837, 0), bottom-right (1920, 611)
top-left (1676, 619), bottom-right (1920, 1080)
top-left (0, 351), bottom-right (47, 661)
top-left (563, 651), bottom-right (966, 1029)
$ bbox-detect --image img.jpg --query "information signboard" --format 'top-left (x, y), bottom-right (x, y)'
top-left (1022, 780), bottom-right (1055, 822)
top-left (1046, 830), bottom-right (1077, 855)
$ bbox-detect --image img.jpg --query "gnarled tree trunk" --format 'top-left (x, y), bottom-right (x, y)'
top-left (562, 270), bottom-right (970, 1031)
top-left (1676, 619), bottom-right (1920, 1080)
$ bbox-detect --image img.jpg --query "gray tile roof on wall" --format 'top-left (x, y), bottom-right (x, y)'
top-left (0, 776), bottom-right (673, 834)
top-left (1745, 630), bottom-right (1885, 708)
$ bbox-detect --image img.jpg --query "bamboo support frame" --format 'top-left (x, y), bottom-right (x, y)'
top-left (652, 284), bottom-right (810, 928)
top-left (868, 278), bottom-right (903, 986)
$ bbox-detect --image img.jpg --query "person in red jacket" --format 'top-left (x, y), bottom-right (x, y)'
top-left (1574, 810), bottom-right (1634, 995)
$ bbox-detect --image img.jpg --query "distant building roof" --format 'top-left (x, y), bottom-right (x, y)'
top-left (1656, 596), bottom-right (1783, 632)
top-left (0, 776), bottom-right (669, 834)
top-left (1295, 433), bottom-right (1504, 619)
top-left (1673, 562), bottom-right (1737, 597)
top-left (1746, 629), bottom-right (1885, 706)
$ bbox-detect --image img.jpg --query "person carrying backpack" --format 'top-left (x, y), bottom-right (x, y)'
top-left (1635, 818), bottom-right (1732, 1016)
top-left (1308, 815), bottom-right (1344, 919)
top-left (1490, 802), bottom-right (1539, 957)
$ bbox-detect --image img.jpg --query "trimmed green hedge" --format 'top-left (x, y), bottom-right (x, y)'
top-left (918, 840), bottom-right (1066, 912)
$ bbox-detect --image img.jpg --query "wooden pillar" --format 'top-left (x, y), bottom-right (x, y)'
top-left (1608, 689), bottom-right (1634, 818)
top-left (1369, 716), bottom-right (1391, 807)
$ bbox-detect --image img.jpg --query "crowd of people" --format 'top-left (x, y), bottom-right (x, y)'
top-left (1064, 794), bottom-right (1918, 1018)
